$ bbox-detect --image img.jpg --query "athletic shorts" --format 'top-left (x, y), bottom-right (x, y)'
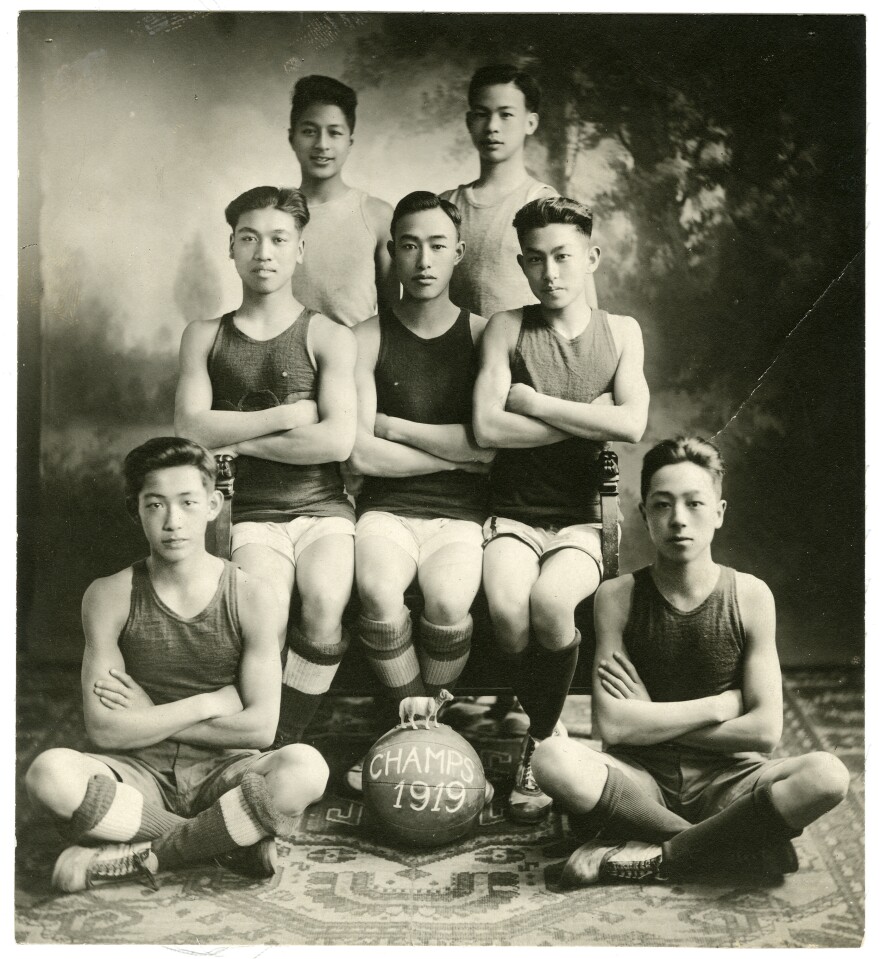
top-left (602, 743), bottom-right (790, 823)
top-left (482, 516), bottom-right (605, 574)
top-left (232, 515), bottom-right (355, 569)
top-left (84, 740), bottom-right (262, 818)
top-left (356, 512), bottom-right (483, 567)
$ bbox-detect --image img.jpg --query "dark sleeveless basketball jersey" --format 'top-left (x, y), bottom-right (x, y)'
top-left (358, 307), bottom-right (488, 523)
top-left (622, 565), bottom-right (745, 702)
top-left (208, 310), bottom-right (353, 523)
top-left (118, 559), bottom-right (243, 706)
top-left (490, 306), bottom-right (618, 527)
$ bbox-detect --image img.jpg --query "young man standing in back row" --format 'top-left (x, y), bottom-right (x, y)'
top-left (442, 64), bottom-right (599, 320)
top-left (474, 196), bottom-right (649, 824)
top-left (288, 75), bottom-right (398, 328)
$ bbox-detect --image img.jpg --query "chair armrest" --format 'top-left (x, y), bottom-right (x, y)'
top-left (206, 454), bottom-right (236, 560)
top-left (599, 446), bottom-right (620, 580)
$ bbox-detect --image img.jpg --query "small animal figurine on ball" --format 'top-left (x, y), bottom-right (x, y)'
top-left (363, 707), bottom-right (488, 848)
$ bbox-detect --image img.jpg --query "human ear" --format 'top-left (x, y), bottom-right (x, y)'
top-left (207, 489), bottom-right (224, 521)
top-left (454, 240), bottom-right (466, 265)
top-left (228, 234), bottom-right (235, 259)
top-left (586, 245), bottom-right (601, 274)
top-left (715, 499), bottom-right (727, 528)
top-left (526, 112), bottom-right (539, 136)
top-left (517, 253), bottom-right (525, 275)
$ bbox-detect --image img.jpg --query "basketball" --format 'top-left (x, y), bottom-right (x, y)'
top-left (362, 723), bottom-right (487, 848)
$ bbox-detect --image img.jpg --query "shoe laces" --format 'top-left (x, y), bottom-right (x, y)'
top-left (607, 855), bottom-right (660, 881)
top-left (90, 845), bottom-right (159, 891)
top-left (518, 736), bottom-right (540, 793)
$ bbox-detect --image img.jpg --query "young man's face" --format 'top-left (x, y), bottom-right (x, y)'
top-left (640, 462), bottom-right (726, 564)
top-left (289, 103), bottom-right (353, 181)
top-left (138, 465), bottom-right (222, 563)
top-left (518, 223), bottom-right (598, 310)
top-left (466, 82), bottom-right (538, 164)
top-left (230, 207), bottom-right (305, 294)
top-left (389, 206), bottom-right (464, 301)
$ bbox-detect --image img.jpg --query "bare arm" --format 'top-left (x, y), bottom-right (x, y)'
top-left (472, 312), bottom-right (570, 449)
top-left (82, 573), bottom-right (242, 751)
top-left (592, 577), bottom-right (743, 747)
top-left (367, 196), bottom-right (399, 315)
top-left (507, 316), bottom-right (649, 444)
top-left (174, 319), bottom-right (303, 448)
top-left (672, 575), bottom-right (783, 753)
top-left (348, 319), bottom-right (474, 477)
top-left (169, 572), bottom-right (282, 749)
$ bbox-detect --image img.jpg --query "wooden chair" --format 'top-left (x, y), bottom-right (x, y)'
top-left (207, 449), bottom-right (620, 695)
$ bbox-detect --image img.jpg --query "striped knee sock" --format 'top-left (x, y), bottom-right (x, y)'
top-left (69, 775), bottom-right (185, 843)
top-left (152, 771), bottom-right (301, 870)
top-left (276, 626), bottom-right (350, 744)
top-left (418, 614), bottom-right (473, 697)
top-left (357, 609), bottom-right (425, 700)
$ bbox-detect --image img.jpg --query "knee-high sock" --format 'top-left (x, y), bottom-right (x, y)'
top-left (418, 614), bottom-right (473, 698)
top-left (276, 625), bottom-right (350, 744)
top-left (357, 609), bottom-right (425, 701)
top-left (567, 766), bottom-right (692, 843)
top-left (152, 771), bottom-right (301, 870)
top-left (661, 783), bottom-right (803, 879)
top-left (68, 775), bottom-right (185, 844)
top-left (515, 631), bottom-right (581, 740)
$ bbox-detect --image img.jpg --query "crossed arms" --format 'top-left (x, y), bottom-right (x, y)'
top-left (347, 316), bottom-right (493, 478)
top-left (174, 314), bottom-right (357, 464)
top-left (472, 310), bottom-right (649, 449)
top-left (82, 567), bottom-right (281, 751)
top-left (592, 572), bottom-right (783, 753)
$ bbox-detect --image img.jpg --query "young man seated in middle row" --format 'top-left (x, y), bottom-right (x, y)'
top-left (345, 191), bottom-right (494, 791)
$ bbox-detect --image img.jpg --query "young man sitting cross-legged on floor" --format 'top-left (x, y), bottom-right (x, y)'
top-left (532, 437), bottom-right (850, 885)
top-left (25, 438), bottom-right (329, 893)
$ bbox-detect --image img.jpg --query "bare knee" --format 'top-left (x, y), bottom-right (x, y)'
top-left (263, 744), bottom-right (330, 815)
top-left (422, 591), bottom-right (472, 627)
top-left (26, 749), bottom-right (98, 818)
top-left (357, 571), bottom-right (405, 622)
top-left (797, 751), bottom-right (850, 807)
top-left (300, 584), bottom-right (351, 641)
top-left (487, 591), bottom-right (530, 652)
top-left (531, 738), bottom-right (606, 804)
top-left (529, 588), bottom-right (576, 650)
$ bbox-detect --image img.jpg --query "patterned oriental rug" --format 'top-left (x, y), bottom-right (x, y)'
top-left (15, 668), bottom-right (864, 947)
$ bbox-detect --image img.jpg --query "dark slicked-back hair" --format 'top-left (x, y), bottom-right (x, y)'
top-left (390, 191), bottom-right (462, 240)
top-left (123, 437), bottom-right (217, 519)
top-left (640, 437), bottom-right (726, 502)
top-left (468, 64), bottom-right (541, 113)
top-left (224, 186), bottom-right (309, 233)
top-left (513, 195), bottom-right (593, 244)
top-left (290, 75), bottom-right (357, 132)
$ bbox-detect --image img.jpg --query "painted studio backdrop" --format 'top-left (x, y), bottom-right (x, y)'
top-left (18, 12), bottom-right (864, 666)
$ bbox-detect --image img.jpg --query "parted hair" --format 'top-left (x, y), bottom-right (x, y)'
top-left (123, 437), bottom-right (217, 519)
top-left (390, 191), bottom-right (462, 240)
top-left (224, 186), bottom-right (309, 233)
top-left (513, 195), bottom-right (593, 243)
top-left (640, 437), bottom-right (726, 502)
top-left (290, 75), bottom-right (357, 132)
top-left (468, 64), bottom-right (541, 114)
